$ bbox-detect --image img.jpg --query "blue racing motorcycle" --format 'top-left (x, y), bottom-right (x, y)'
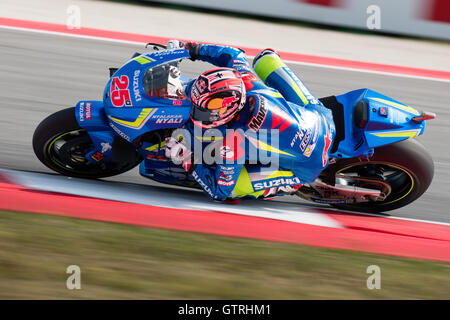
top-left (32, 44), bottom-right (435, 212)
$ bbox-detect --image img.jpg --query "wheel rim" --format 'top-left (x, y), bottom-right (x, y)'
top-left (336, 162), bottom-right (415, 206)
top-left (46, 129), bottom-right (128, 176)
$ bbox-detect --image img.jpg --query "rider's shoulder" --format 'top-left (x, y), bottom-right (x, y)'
top-left (246, 87), bottom-right (284, 101)
top-left (245, 93), bottom-right (266, 113)
top-left (242, 93), bottom-right (270, 131)
top-left (246, 90), bottom-right (282, 110)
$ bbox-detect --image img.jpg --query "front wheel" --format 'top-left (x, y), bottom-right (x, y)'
top-left (328, 139), bottom-right (434, 213)
top-left (32, 107), bottom-right (142, 179)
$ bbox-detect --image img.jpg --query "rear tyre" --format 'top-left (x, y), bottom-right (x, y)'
top-left (32, 107), bottom-right (141, 179)
top-left (329, 139), bottom-right (434, 213)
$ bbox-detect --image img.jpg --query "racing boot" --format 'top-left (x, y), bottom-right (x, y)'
top-left (262, 184), bottom-right (303, 199)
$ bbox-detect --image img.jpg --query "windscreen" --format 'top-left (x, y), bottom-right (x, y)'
top-left (142, 61), bottom-right (187, 100)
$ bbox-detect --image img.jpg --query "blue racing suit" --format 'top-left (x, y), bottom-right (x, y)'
top-left (176, 45), bottom-right (335, 200)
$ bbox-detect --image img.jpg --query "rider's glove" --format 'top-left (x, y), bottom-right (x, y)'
top-left (184, 42), bottom-right (202, 61)
top-left (165, 136), bottom-right (192, 172)
top-left (167, 39), bottom-right (184, 50)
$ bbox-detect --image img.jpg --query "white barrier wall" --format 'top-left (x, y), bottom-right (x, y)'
top-left (149, 0), bottom-right (450, 41)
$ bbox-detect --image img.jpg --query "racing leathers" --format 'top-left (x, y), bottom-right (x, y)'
top-left (168, 44), bottom-right (336, 201)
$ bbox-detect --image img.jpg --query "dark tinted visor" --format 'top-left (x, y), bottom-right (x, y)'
top-left (190, 103), bottom-right (220, 125)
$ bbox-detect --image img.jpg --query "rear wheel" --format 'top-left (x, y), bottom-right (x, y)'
top-left (328, 139), bottom-right (434, 212)
top-left (32, 107), bottom-right (141, 179)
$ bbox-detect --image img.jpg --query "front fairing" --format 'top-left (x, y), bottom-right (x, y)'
top-left (103, 48), bottom-right (193, 143)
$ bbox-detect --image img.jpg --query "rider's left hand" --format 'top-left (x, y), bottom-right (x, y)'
top-left (184, 42), bottom-right (202, 61)
top-left (165, 136), bottom-right (192, 171)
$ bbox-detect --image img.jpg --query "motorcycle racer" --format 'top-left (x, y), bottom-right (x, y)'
top-left (32, 39), bottom-right (436, 212)
top-left (164, 41), bottom-right (336, 201)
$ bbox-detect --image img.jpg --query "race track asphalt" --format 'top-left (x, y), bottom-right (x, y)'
top-left (1, 28), bottom-right (449, 223)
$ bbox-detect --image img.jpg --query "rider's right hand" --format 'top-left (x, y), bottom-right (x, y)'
top-left (185, 42), bottom-right (202, 61)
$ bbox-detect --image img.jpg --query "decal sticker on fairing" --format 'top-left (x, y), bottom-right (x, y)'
top-left (110, 75), bottom-right (132, 107)
top-left (252, 176), bottom-right (301, 191)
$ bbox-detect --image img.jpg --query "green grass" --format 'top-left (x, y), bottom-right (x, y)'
top-left (0, 210), bottom-right (448, 299)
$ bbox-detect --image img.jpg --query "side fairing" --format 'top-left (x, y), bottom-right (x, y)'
top-left (362, 90), bottom-right (425, 146)
top-left (106, 107), bottom-right (190, 143)
top-left (75, 100), bottom-right (116, 162)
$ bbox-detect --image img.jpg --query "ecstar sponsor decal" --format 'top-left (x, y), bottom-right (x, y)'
top-left (304, 120), bottom-right (320, 158)
top-left (109, 122), bottom-right (131, 142)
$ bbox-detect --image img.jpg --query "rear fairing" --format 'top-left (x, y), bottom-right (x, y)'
top-left (330, 88), bottom-right (426, 159)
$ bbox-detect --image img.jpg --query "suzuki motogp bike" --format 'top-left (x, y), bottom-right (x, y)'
top-left (32, 44), bottom-right (435, 213)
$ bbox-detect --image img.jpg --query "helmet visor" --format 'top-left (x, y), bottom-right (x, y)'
top-left (190, 102), bottom-right (219, 126)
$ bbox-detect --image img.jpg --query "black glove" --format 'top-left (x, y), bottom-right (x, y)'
top-left (185, 42), bottom-right (202, 61)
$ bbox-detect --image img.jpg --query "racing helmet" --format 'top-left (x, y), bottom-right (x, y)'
top-left (190, 68), bottom-right (246, 129)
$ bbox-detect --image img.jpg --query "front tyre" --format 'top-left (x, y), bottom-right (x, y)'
top-left (32, 107), bottom-right (141, 179)
top-left (329, 139), bottom-right (434, 213)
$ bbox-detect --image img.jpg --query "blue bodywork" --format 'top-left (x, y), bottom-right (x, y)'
top-left (330, 88), bottom-right (426, 159)
top-left (73, 48), bottom-right (428, 189)
top-left (75, 49), bottom-right (192, 164)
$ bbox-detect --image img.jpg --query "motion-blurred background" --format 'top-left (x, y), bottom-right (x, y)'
top-left (148, 0), bottom-right (450, 40)
top-left (0, 0), bottom-right (449, 299)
